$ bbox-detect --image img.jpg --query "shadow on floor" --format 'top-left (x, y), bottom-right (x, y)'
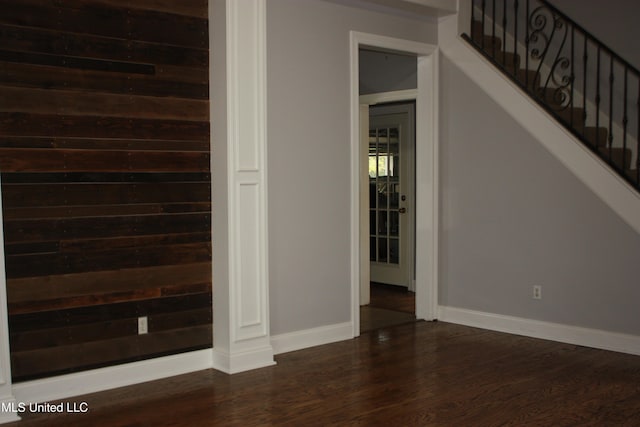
top-left (360, 282), bottom-right (416, 333)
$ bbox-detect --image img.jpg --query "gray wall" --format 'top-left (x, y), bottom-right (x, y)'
top-left (359, 49), bottom-right (417, 95)
top-left (267, 0), bottom-right (436, 335)
top-left (210, 0), bottom-right (230, 344)
top-left (548, 0), bottom-right (640, 69)
top-left (439, 54), bottom-right (640, 335)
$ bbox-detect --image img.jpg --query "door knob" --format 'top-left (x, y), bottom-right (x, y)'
top-left (398, 207), bottom-right (407, 214)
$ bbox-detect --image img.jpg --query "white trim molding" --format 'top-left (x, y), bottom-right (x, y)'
top-left (0, 176), bottom-right (19, 423)
top-left (271, 323), bottom-right (353, 355)
top-left (212, 0), bottom-right (275, 374)
top-left (350, 31), bottom-right (439, 337)
top-left (439, 306), bottom-right (640, 356)
top-left (359, 89), bottom-right (418, 105)
top-left (13, 349), bottom-right (213, 408)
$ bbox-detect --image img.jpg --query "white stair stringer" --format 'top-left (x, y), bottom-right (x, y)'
top-left (439, 15), bottom-right (640, 235)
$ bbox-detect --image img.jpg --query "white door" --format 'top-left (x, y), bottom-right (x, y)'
top-left (368, 103), bottom-right (415, 288)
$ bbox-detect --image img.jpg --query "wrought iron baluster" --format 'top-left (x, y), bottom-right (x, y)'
top-left (471, 0), bottom-right (475, 42)
top-left (513, 0), bottom-right (519, 77)
top-left (481, 0), bottom-right (486, 50)
top-left (608, 56), bottom-right (614, 163)
top-left (525, 0), bottom-right (529, 88)
top-left (530, 5), bottom-right (559, 102)
top-left (583, 37), bottom-right (588, 134)
top-left (570, 26), bottom-right (574, 127)
top-left (502, 0), bottom-right (507, 66)
top-left (492, 0), bottom-right (496, 58)
top-left (596, 46), bottom-right (601, 148)
top-left (622, 67), bottom-right (628, 175)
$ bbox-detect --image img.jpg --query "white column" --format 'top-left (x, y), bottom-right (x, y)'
top-left (0, 175), bottom-right (20, 423)
top-left (212, 0), bottom-right (275, 374)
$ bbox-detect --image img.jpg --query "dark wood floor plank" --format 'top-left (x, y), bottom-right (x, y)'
top-left (0, 113), bottom-right (209, 140)
top-left (369, 282), bottom-right (415, 314)
top-left (7, 262), bottom-right (212, 305)
top-left (9, 321), bottom-right (640, 426)
top-left (0, 0), bottom-right (208, 48)
top-left (93, 0), bottom-right (208, 18)
top-left (0, 23), bottom-right (208, 67)
top-left (0, 61), bottom-right (208, 99)
top-left (0, 136), bottom-right (209, 151)
top-left (6, 241), bottom-right (212, 278)
top-left (0, 148), bottom-right (210, 172)
top-left (8, 281), bottom-right (212, 315)
top-left (9, 291), bottom-right (212, 331)
top-left (0, 86), bottom-right (209, 121)
top-left (57, 231), bottom-right (212, 252)
top-left (2, 203), bottom-right (211, 221)
top-left (0, 49), bottom-right (155, 75)
top-left (1, 172), bottom-right (211, 184)
top-left (3, 182), bottom-right (210, 207)
top-left (4, 212), bottom-right (210, 243)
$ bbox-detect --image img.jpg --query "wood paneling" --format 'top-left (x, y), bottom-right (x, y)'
top-left (0, 0), bottom-right (208, 48)
top-left (0, 87), bottom-right (209, 120)
top-left (0, 0), bottom-right (211, 381)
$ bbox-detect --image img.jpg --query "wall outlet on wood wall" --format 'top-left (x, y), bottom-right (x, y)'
top-left (138, 316), bottom-right (148, 335)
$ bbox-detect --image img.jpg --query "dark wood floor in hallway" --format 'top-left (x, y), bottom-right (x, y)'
top-left (11, 321), bottom-right (640, 426)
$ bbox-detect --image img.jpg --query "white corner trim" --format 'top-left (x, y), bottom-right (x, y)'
top-left (12, 349), bottom-right (214, 405)
top-left (439, 306), bottom-right (640, 356)
top-left (271, 322), bottom-right (353, 355)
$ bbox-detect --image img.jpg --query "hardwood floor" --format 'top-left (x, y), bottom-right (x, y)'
top-left (360, 283), bottom-right (416, 332)
top-left (10, 321), bottom-right (640, 426)
top-left (369, 282), bottom-right (415, 314)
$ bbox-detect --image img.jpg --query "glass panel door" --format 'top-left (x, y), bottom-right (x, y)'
top-left (368, 104), bottom-right (414, 289)
top-left (369, 126), bottom-right (401, 266)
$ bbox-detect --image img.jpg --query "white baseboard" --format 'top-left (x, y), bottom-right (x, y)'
top-left (0, 397), bottom-right (21, 423)
top-left (9, 321), bottom-right (354, 406)
top-left (12, 348), bottom-right (214, 405)
top-left (211, 345), bottom-right (276, 374)
top-left (271, 322), bottom-right (353, 355)
top-left (438, 306), bottom-right (640, 356)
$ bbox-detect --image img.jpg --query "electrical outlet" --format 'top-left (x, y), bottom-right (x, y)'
top-left (532, 285), bottom-right (542, 300)
top-left (138, 316), bottom-right (148, 335)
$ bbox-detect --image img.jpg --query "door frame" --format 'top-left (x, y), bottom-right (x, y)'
top-left (350, 32), bottom-right (439, 336)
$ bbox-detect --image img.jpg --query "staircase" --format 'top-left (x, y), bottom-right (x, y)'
top-left (462, 0), bottom-right (640, 193)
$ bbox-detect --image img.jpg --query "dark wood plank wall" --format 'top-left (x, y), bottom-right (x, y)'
top-left (0, 0), bottom-right (212, 381)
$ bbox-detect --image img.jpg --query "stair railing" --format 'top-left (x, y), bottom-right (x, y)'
top-left (462, 0), bottom-right (640, 192)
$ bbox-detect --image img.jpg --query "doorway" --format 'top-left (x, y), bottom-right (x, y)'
top-left (350, 32), bottom-right (439, 337)
top-left (361, 102), bottom-right (417, 333)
